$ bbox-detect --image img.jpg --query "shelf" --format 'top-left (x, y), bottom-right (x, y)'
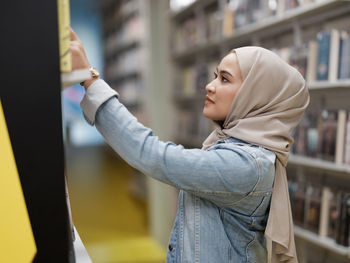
top-left (61, 69), bottom-right (91, 89)
top-left (107, 71), bottom-right (140, 84)
top-left (104, 8), bottom-right (138, 33)
top-left (307, 80), bottom-right (350, 91)
top-left (294, 225), bottom-right (350, 257)
top-left (172, 0), bottom-right (350, 61)
top-left (171, 0), bottom-right (215, 21)
top-left (288, 154), bottom-right (350, 178)
top-left (105, 40), bottom-right (139, 58)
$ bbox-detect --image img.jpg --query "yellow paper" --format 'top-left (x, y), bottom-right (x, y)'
top-left (0, 100), bottom-right (37, 262)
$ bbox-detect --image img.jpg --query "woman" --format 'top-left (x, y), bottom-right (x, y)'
top-left (71, 29), bottom-right (309, 262)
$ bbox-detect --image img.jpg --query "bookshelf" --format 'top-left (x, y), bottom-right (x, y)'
top-left (308, 80), bottom-right (350, 90)
top-left (101, 0), bottom-right (177, 249)
top-left (169, 0), bottom-right (350, 262)
top-left (172, 0), bottom-right (350, 62)
top-left (289, 154), bottom-right (350, 179)
top-left (102, 0), bottom-right (147, 119)
top-left (294, 225), bottom-right (350, 257)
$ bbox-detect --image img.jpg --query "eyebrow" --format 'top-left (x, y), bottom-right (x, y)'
top-left (216, 67), bottom-right (234, 78)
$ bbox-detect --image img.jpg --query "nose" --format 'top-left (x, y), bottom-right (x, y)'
top-left (205, 81), bottom-right (215, 93)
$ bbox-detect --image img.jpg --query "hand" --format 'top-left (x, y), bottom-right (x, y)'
top-left (70, 28), bottom-right (90, 70)
top-left (70, 28), bottom-right (98, 90)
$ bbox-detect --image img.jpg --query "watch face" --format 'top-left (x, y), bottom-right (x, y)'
top-left (90, 67), bottom-right (100, 77)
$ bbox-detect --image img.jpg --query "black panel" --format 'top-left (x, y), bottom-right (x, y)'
top-left (0, 1), bottom-right (71, 262)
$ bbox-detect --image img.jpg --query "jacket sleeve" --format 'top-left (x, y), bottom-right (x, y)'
top-left (80, 80), bottom-right (268, 204)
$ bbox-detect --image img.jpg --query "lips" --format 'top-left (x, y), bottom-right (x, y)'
top-left (205, 95), bottom-right (215, 105)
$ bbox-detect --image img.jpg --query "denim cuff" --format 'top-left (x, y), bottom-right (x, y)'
top-left (80, 79), bottom-right (119, 125)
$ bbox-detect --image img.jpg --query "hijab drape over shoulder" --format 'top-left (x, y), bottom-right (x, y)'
top-left (202, 46), bottom-right (310, 262)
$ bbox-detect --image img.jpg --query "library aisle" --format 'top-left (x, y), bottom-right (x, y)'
top-left (65, 146), bottom-right (166, 263)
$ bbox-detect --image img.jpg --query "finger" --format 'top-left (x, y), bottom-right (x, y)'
top-left (70, 27), bottom-right (79, 41)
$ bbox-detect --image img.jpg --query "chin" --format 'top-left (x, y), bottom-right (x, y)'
top-left (203, 109), bottom-right (217, 121)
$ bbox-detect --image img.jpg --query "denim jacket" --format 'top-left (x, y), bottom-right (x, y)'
top-left (80, 79), bottom-right (276, 263)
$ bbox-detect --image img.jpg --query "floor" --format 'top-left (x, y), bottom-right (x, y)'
top-left (65, 145), bottom-right (166, 263)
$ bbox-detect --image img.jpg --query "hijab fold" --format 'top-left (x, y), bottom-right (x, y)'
top-left (202, 47), bottom-right (309, 263)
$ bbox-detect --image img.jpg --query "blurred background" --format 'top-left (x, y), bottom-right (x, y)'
top-left (61, 0), bottom-right (350, 262)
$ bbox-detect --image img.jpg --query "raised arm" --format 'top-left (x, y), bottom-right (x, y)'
top-left (80, 80), bottom-right (269, 206)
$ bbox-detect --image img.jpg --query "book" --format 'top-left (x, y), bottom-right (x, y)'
top-left (247, 0), bottom-right (265, 24)
top-left (293, 122), bottom-right (307, 156)
top-left (336, 192), bottom-right (350, 246)
top-left (57, 0), bottom-right (72, 72)
top-left (206, 10), bottom-right (220, 40)
top-left (222, 2), bottom-right (234, 37)
top-left (305, 111), bottom-right (319, 157)
top-left (317, 110), bottom-right (337, 161)
top-left (289, 180), bottom-right (306, 226)
top-left (292, 111), bottom-right (313, 156)
top-left (233, 0), bottom-right (249, 29)
top-left (338, 33), bottom-right (350, 79)
top-left (290, 45), bottom-right (308, 78)
top-left (304, 184), bottom-right (321, 233)
top-left (328, 29), bottom-right (341, 82)
top-left (306, 40), bottom-right (318, 82)
top-left (327, 188), bottom-right (339, 240)
top-left (344, 113), bottom-right (350, 165)
top-left (316, 30), bottom-right (331, 80)
top-left (335, 110), bottom-right (347, 164)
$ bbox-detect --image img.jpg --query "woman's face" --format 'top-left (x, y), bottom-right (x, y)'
top-left (203, 52), bottom-right (243, 121)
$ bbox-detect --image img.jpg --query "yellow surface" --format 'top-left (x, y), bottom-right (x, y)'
top-left (0, 101), bottom-right (37, 262)
top-left (66, 147), bottom-right (166, 262)
top-left (57, 0), bottom-right (72, 72)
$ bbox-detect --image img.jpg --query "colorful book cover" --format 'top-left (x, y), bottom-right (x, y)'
top-left (318, 110), bottom-right (337, 162)
top-left (316, 31), bottom-right (331, 81)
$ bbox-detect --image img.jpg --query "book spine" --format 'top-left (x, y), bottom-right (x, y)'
top-left (319, 187), bottom-right (331, 237)
top-left (317, 31), bottom-right (331, 81)
top-left (57, 0), bottom-right (72, 72)
top-left (344, 116), bottom-right (350, 165)
top-left (306, 40), bottom-right (318, 82)
top-left (335, 110), bottom-right (347, 164)
top-left (328, 29), bottom-right (340, 82)
top-left (339, 38), bottom-right (350, 79)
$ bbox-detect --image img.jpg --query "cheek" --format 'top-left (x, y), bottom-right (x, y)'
top-left (222, 87), bottom-right (239, 114)
top-left (223, 89), bottom-right (236, 107)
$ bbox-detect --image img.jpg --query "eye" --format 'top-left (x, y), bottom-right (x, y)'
top-left (213, 72), bottom-right (218, 79)
top-left (221, 75), bottom-right (228, 82)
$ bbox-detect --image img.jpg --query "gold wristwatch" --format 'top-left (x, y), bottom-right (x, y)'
top-left (80, 67), bottom-right (100, 86)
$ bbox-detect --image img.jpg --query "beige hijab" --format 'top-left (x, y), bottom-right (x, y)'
top-left (202, 46), bottom-right (309, 262)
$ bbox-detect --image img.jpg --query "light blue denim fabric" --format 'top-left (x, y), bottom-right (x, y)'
top-left (81, 79), bottom-right (276, 263)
